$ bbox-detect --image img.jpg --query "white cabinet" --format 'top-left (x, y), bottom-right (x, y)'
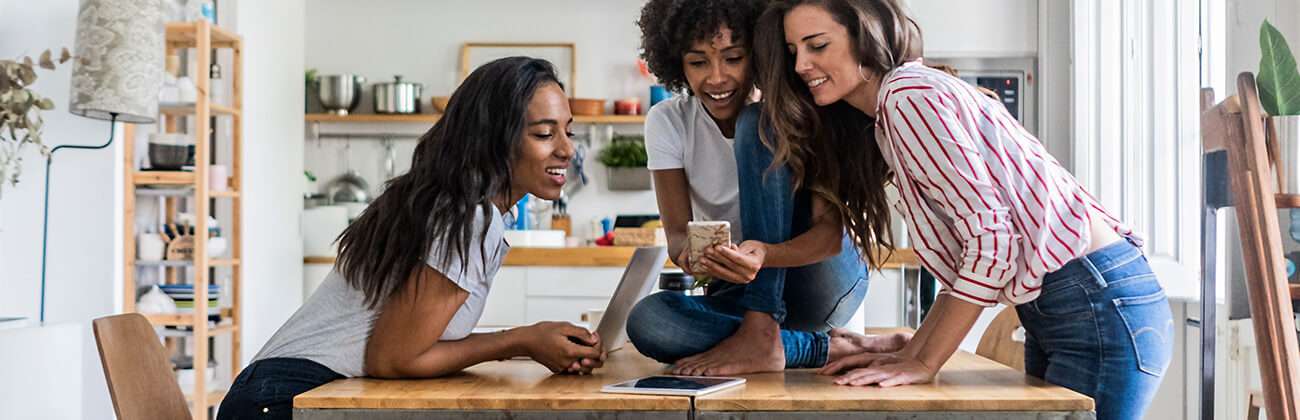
top-left (303, 263), bottom-right (333, 301)
top-left (905, 0), bottom-right (1038, 58)
top-left (479, 267), bottom-right (625, 328)
top-left (479, 267), bottom-right (528, 327)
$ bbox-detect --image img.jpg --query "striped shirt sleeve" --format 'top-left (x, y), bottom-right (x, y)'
top-left (880, 87), bottom-right (1019, 307)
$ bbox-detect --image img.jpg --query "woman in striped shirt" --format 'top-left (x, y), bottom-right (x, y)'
top-left (753, 1), bottom-right (1173, 418)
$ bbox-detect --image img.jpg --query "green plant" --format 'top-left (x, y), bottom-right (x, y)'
top-left (1260, 19), bottom-right (1300, 116)
top-left (305, 68), bottom-right (318, 85)
top-left (0, 48), bottom-right (74, 198)
top-left (598, 134), bottom-right (648, 168)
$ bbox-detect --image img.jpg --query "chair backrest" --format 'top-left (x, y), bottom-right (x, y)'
top-left (975, 306), bottom-right (1024, 371)
top-left (92, 313), bottom-right (192, 420)
top-left (1203, 72), bottom-right (1300, 420)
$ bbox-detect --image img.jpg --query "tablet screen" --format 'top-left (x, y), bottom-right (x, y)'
top-left (632, 376), bottom-right (736, 390)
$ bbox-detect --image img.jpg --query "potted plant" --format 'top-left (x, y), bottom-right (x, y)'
top-left (598, 134), bottom-right (651, 190)
top-left (0, 48), bottom-right (72, 201)
top-left (1260, 19), bottom-right (1300, 193)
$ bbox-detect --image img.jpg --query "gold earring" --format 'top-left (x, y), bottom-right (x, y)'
top-left (857, 64), bottom-right (872, 83)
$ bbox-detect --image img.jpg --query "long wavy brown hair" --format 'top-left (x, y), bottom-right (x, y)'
top-left (754, 0), bottom-right (921, 266)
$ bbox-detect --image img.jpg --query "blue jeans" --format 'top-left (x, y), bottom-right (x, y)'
top-left (1017, 240), bottom-right (1173, 420)
top-left (217, 357), bottom-right (343, 420)
top-left (626, 105), bottom-right (870, 368)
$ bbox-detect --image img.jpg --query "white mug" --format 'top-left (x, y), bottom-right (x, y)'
top-left (138, 232), bottom-right (166, 261)
top-left (209, 165), bottom-right (228, 192)
top-left (583, 308), bottom-right (605, 330)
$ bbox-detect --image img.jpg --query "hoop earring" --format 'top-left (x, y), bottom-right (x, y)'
top-left (858, 64), bottom-right (873, 83)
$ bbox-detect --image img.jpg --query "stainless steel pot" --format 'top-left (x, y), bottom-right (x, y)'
top-left (317, 74), bottom-right (365, 115)
top-left (373, 75), bottom-right (422, 114)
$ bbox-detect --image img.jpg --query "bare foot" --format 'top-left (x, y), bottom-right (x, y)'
top-left (827, 328), bottom-right (912, 363)
top-left (671, 311), bottom-right (785, 376)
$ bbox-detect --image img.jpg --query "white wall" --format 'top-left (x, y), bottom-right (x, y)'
top-left (1225, 0), bottom-right (1300, 97)
top-left (230, 0), bottom-right (307, 366)
top-left (0, 0), bottom-right (123, 417)
top-left (302, 0), bottom-right (659, 243)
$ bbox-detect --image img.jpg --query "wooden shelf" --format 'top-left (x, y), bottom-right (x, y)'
top-left (306, 113), bottom-right (437, 123)
top-left (128, 19), bottom-right (243, 420)
top-left (305, 113), bottom-right (646, 125)
top-left (210, 259), bottom-right (240, 267)
top-left (135, 259), bottom-right (240, 268)
top-left (165, 21), bottom-right (241, 48)
top-left (160, 102), bottom-right (241, 117)
top-left (1277, 194), bottom-right (1300, 209)
top-left (135, 187), bottom-right (240, 198)
top-left (184, 390), bottom-right (228, 408)
top-left (133, 171), bottom-right (195, 185)
top-left (142, 308), bottom-right (235, 326)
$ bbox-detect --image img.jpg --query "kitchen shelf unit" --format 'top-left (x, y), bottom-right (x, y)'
top-left (121, 20), bottom-right (243, 420)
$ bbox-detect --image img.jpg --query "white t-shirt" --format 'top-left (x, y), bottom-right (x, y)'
top-left (645, 95), bottom-right (743, 242)
top-left (253, 204), bottom-right (510, 377)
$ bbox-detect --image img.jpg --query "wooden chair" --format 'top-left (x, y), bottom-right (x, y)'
top-left (92, 313), bottom-right (192, 420)
top-left (976, 306), bottom-right (1025, 371)
top-left (1202, 72), bottom-right (1300, 420)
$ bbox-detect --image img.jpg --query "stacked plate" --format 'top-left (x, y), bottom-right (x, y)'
top-left (158, 284), bottom-right (220, 314)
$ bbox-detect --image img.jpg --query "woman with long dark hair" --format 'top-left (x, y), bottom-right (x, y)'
top-left (217, 57), bottom-right (603, 420)
top-left (753, 1), bottom-right (1172, 418)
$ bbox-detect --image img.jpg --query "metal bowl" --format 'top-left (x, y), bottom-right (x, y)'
top-left (148, 143), bottom-right (194, 170)
top-left (316, 74), bottom-right (365, 115)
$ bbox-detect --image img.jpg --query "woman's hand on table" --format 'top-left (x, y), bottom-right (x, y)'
top-left (520, 321), bottom-right (605, 374)
top-left (825, 355), bottom-right (938, 387)
top-left (699, 241), bottom-right (768, 284)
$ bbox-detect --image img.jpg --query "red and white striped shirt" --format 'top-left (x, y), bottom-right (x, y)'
top-left (873, 62), bottom-right (1141, 307)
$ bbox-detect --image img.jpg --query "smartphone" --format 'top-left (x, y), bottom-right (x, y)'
top-left (687, 221), bottom-right (731, 274)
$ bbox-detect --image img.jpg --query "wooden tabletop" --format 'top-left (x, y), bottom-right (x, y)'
top-left (694, 351), bottom-right (1093, 412)
top-left (294, 345), bottom-right (687, 411)
top-left (296, 330), bottom-right (1091, 413)
top-left (304, 246), bottom-right (919, 270)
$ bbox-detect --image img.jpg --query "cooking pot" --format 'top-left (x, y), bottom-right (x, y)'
top-left (374, 75), bottom-right (422, 114)
top-left (317, 74), bottom-right (365, 115)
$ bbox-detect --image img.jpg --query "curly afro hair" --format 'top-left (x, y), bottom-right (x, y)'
top-left (637, 0), bottom-right (769, 94)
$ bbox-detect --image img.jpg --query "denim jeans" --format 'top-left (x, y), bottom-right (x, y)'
top-left (626, 105), bottom-right (870, 368)
top-left (1016, 240), bottom-right (1173, 420)
top-left (217, 357), bottom-right (343, 420)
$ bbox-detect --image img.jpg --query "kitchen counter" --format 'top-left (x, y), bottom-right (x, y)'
top-left (304, 246), bottom-right (919, 269)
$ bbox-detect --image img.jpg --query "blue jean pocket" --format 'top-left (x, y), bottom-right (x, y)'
top-left (1114, 289), bottom-right (1173, 377)
top-left (1031, 282), bottom-right (1093, 317)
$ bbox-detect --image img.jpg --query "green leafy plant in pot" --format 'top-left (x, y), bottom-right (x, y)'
top-left (1261, 20), bottom-right (1300, 194)
top-left (598, 134), bottom-right (651, 191)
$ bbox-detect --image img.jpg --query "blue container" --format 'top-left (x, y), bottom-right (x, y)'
top-left (514, 194), bottom-right (530, 230)
top-left (650, 85), bottom-right (672, 108)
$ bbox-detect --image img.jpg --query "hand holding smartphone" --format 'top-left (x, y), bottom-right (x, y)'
top-left (687, 221), bottom-right (731, 275)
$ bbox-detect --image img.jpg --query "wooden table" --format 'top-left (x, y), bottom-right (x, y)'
top-left (693, 351), bottom-right (1093, 419)
top-left (294, 346), bottom-right (689, 419)
top-left (294, 340), bottom-right (1092, 419)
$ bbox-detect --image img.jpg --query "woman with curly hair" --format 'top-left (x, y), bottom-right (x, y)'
top-left (625, 0), bottom-right (905, 377)
top-left (754, 1), bottom-right (1171, 418)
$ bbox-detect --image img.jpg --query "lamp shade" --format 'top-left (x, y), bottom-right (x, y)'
top-left (68, 0), bottom-right (163, 124)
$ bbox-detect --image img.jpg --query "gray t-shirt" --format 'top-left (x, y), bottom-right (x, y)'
top-left (644, 95), bottom-right (743, 242)
top-left (254, 205), bottom-right (510, 377)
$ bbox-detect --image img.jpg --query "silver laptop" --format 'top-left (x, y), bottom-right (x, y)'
top-left (596, 246), bottom-right (668, 352)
